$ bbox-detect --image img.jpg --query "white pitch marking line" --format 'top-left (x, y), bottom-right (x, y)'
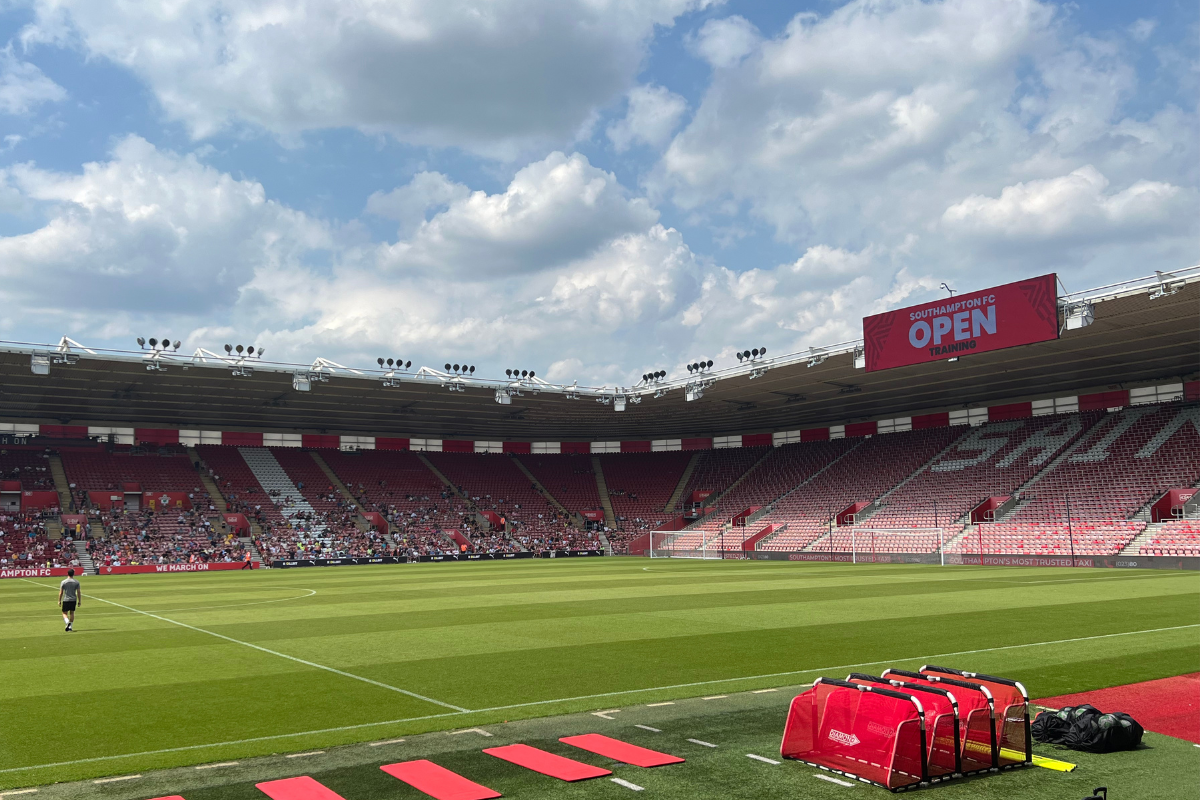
top-left (815, 774), bottom-right (856, 787)
top-left (368, 738), bottom-right (406, 747)
top-left (0, 790), bottom-right (37, 797)
top-left (285, 751), bottom-right (324, 758)
top-left (592, 710), bottom-right (621, 720)
top-left (751, 688), bottom-right (777, 694)
top-left (687, 739), bottom-right (717, 748)
top-left (448, 728), bottom-right (492, 737)
top-left (702, 695), bottom-right (727, 700)
top-left (195, 761), bottom-right (238, 770)
top-left (747, 754), bottom-right (780, 765)
top-left (647, 702), bottom-right (674, 707)
top-left (6, 623), bottom-right (1196, 775)
top-left (634, 725), bottom-right (661, 732)
top-left (611, 777), bottom-right (644, 791)
top-left (93, 775), bottom-right (141, 784)
top-left (19, 580), bottom-right (468, 713)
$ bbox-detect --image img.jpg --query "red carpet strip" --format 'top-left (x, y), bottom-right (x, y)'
top-left (559, 734), bottom-right (685, 767)
top-left (1037, 672), bottom-right (1200, 744)
top-left (255, 776), bottom-right (347, 800)
top-left (381, 759), bottom-right (502, 800)
top-left (483, 743), bottom-right (611, 781)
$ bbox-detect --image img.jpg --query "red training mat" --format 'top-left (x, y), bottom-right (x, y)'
top-left (380, 759), bottom-right (502, 800)
top-left (484, 743), bottom-right (611, 781)
top-left (1038, 673), bottom-right (1200, 744)
top-left (559, 734), bottom-right (685, 767)
top-left (255, 776), bottom-right (347, 800)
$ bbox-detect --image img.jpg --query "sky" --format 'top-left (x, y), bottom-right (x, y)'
top-left (0, 0), bottom-right (1194, 387)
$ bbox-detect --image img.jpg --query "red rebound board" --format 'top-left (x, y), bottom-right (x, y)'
top-left (256, 776), bottom-right (347, 800)
top-left (380, 760), bottom-right (501, 800)
top-left (863, 274), bottom-right (1058, 372)
top-left (559, 734), bottom-right (684, 767)
top-left (483, 743), bottom-right (612, 781)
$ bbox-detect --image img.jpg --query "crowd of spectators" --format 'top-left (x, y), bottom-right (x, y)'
top-left (86, 508), bottom-right (246, 566)
top-left (0, 510), bottom-right (78, 568)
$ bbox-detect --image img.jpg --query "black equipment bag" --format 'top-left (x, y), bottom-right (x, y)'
top-left (1032, 704), bottom-right (1098, 744)
top-left (1064, 711), bottom-right (1144, 753)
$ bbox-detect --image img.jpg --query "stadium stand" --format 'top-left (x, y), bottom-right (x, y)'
top-left (320, 448), bottom-right (467, 557)
top-left (599, 451), bottom-right (693, 531)
top-left (423, 452), bottom-right (592, 553)
top-left (515, 453), bottom-right (604, 519)
top-left (0, 510), bottom-right (76, 567)
top-left (1141, 519), bottom-right (1200, 556)
top-left (757, 428), bottom-right (961, 551)
top-left (952, 403), bottom-right (1200, 556)
top-left (671, 440), bottom-right (854, 550)
top-left (0, 449), bottom-right (56, 490)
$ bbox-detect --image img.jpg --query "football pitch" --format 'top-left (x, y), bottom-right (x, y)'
top-left (3, 558), bottom-right (1198, 798)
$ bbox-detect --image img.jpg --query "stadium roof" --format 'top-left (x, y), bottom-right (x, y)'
top-left (1, 269), bottom-right (1196, 441)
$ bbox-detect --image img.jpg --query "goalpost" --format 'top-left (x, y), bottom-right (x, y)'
top-left (648, 530), bottom-right (726, 559)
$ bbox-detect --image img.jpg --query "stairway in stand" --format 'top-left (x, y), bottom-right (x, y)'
top-left (239, 536), bottom-right (265, 564)
top-left (73, 539), bottom-right (96, 574)
top-left (665, 452), bottom-right (703, 513)
top-left (188, 446), bottom-right (228, 513)
top-left (309, 451), bottom-right (370, 531)
top-left (591, 456), bottom-right (617, 529)
top-left (237, 448), bottom-right (326, 535)
top-left (48, 454), bottom-right (74, 512)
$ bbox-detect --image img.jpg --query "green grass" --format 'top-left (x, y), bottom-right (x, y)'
top-left (2, 558), bottom-right (1198, 797)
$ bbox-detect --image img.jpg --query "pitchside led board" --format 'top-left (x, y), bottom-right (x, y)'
top-left (862, 274), bottom-right (1059, 372)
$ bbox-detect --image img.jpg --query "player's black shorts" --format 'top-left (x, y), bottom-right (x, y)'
top-left (61, 600), bottom-right (76, 612)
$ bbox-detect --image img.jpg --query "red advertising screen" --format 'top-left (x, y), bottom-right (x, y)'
top-left (863, 274), bottom-right (1058, 372)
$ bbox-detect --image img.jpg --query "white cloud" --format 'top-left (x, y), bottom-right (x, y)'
top-left (607, 84), bottom-right (688, 152)
top-left (1128, 18), bottom-right (1156, 43)
top-left (0, 47), bottom-right (65, 115)
top-left (381, 152), bottom-right (660, 277)
top-left (689, 15), bottom-right (760, 69)
top-left (652, 0), bottom-right (1197, 285)
top-left (0, 136), bottom-right (332, 338)
top-left (365, 171), bottom-right (469, 238)
top-left (0, 139), bottom-right (707, 381)
top-left (24, 0), bottom-right (712, 154)
top-left (942, 165), bottom-right (1187, 241)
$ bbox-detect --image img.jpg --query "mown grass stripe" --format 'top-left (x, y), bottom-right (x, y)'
top-left (19, 579), bottom-right (468, 713)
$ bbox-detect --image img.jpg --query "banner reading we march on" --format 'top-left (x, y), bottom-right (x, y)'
top-left (862, 274), bottom-right (1059, 372)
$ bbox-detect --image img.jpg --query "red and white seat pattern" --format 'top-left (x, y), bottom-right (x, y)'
top-left (1140, 519), bottom-right (1200, 556)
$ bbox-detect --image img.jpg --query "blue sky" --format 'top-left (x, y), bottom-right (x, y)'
top-left (0, 0), bottom-right (1194, 385)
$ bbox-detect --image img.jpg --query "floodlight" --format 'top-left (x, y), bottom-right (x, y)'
top-left (236, 344), bottom-right (244, 354)
top-left (247, 346), bottom-right (255, 356)
top-left (529, 371), bottom-right (535, 378)
top-left (405, 361), bottom-right (411, 368)
top-left (707, 359), bottom-right (713, 368)
top-left (378, 358), bottom-right (385, 366)
top-left (506, 369), bottom-right (512, 377)
top-left (172, 340), bottom-right (181, 350)
top-left (224, 344), bottom-right (233, 354)
top-left (469, 366), bottom-right (475, 374)
top-left (445, 363), bottom-right (451, 371)
top-left (149, 338), bottom-right (158, 348)
top-left (137, 337), bottom-right (146, 348)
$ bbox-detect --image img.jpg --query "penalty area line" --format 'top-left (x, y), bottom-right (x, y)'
top-left (20, 580), bottom-right (467, 714)
top-left (3, 622), bottom-right (1197, 775)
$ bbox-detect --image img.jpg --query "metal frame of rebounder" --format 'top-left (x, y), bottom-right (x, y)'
top-left (781, 677), bottom-right (931, 792)
top-left (921, 666), bottom-right (1033, 767)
